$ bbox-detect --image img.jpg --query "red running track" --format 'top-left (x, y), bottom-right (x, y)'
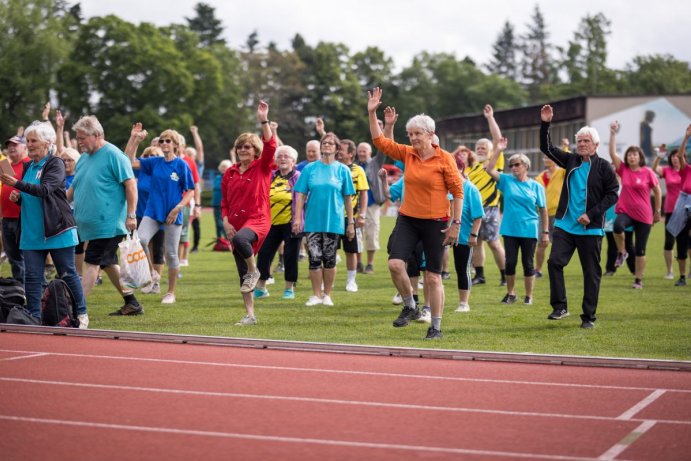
top-left (0, 331), bottom-right (689, 461)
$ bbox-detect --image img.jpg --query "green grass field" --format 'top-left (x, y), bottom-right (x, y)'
top-left (49, 211), bottom-right (690, 361)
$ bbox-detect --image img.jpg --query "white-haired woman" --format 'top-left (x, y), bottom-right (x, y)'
top-left (485, 139), bottom-right (549, 305)
top-left (367, 87), bottom-right (464, 340)
top-left (254, 145), bottom-right (302, 300)
top-left (0, 121), bottom-right (88, 327)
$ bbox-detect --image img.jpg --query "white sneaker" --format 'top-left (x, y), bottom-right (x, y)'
top-left (664, 272), bottom-right (675, 280)
top-left (77, 313), bottom-right (89, 329)
top-left (416, 308), bottom-right (431, 323)
top-left (417, 280), bottom-right (424, 289)
top-left (345, 280), bottom-right (358, 292)
top-left (266, 277), bottom-right (275, 285)
top-left (392, 293), bottom-right (403, 305)
top-left (305, 295), bottom-right (323, 306)
top-left (235, 314), bottom-right (257, 326)
top-left (240, 270), bottom-right (261, 293)
top-left (161, 292), bottom-right (176, 304)
top-left (179, 259), bottom-right (189, 267)
top-left (322, 295), bottom-right (334, 306)
top-left (141, 281), bottom-right (160, 294)
top-left (336, 254), bottom-right (342, 264)
top-left (455, 302), bottom-right (470, 312)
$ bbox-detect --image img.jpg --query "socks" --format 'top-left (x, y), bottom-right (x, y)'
top-left (475, 266), bottom-right (484, 278)
top-left (402, 295), bottom-right (416, 309)
top-left (432, 317), bottom-right (441, 330)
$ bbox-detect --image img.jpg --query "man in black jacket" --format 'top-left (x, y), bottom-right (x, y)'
top-left (540, 105), bottom-right (619, 329)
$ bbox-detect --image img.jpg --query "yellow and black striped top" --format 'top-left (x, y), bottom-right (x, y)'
top-left (465, 152), bottom-right (504, 207)
top-left (346, 163), bottom-right (369, 216)
top-left (270, 173), bottom-right (294, 225)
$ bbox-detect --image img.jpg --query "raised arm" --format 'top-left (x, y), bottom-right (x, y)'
top-left (315, 118), bottom-right (326, 139)
top-left (269, 121), bottom-right (284, 147)
top-left (539, 105), bottom-right (569, 167)
top-left (378, 168), bottom-right (391, 201)
top-left (383, 106), bottom-right (398, 140)
top-left (55, 109), bottom-right (65, 154)
top-left (679, 124), bottom-right (691, 170)
top-left (483, 104), bottom-right (502, 146)
top-left (651, 145), bottom-right (666, 176)
top-left (484, 137), bottom-right (507, 181)
top-left (125, 123), bottom-right (148, 169)
top-left (367, 87), bottom-right (384, 140)
top-left (190, 125), bottom-right (204, 164)
top-left (609, 121), bottom-right (622, 170)
top-left (257, 100), bottom-right (272, 141)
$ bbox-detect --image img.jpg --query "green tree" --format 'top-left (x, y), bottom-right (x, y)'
top-left (624, 54), bottom-right (691, 94)
top-left (0, 0), bottom-right (76, 135)
top-left (185, 2), bottom-right (225, 46)
top-left (486, 21), bottom-right (519, 80)
top-left (519, 5), bottom-right (559, 102)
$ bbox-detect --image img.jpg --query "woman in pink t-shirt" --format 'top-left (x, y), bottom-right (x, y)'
top-left (651, 146), bottom-right (685, 280)
top-left (609, 121), bottom-right (662, 289)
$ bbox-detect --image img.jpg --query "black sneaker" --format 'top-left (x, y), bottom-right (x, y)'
top-left (523, 296), bottom-right (533, 305)
top-left (547, 308), bottom-right (569, 320)
top-left (535, 270), bottom-right (543, 278)
top-left (500, 293), bottom-right (517, 304)
top-left (675, 277), bottom-right (687, 286)
top-left (393, 306), bottom-right (420, 327)
top-left (424, 327), bottom-right (443, 340)
top-left (581, 320), bottom-right (595, 329)
top-left (109, 303), bottom-right (144, 316)
top-left (471, 276), bottom-right (486, 285)
top-left (500, 278), bottom-right (507, 286)
top-left (441, 271), bottom-right (450, 280)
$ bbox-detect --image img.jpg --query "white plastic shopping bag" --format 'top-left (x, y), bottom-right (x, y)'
top-left (118, 230), bottom-right (152, 289)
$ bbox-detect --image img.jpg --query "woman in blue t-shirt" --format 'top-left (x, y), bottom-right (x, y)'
top-left (125, 124), bottom-right (195, 305)
top-left (485, 138), bottom-right (549, 305)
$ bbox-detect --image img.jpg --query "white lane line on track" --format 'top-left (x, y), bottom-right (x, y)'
top-left (0, 348), bottom-right (687, 393)
top-left (0, 353), bottom-right (48, 362)
top-left (0, 414), bottom-right (623, 461)
top-left (597, 420), bottom-right (656, 460)
top-left (617, 390), bottom-right (666, 420)
top-left (1, 376), bottom-right (689, 425)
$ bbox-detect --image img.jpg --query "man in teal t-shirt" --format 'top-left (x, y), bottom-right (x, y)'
top-left (68, 115), bottom-right (142, 316)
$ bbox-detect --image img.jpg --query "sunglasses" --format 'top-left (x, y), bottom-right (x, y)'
top-left (158, 138), bottom-right (173, 144)
top-left (509, 163), bottom-right (523, 168)
top-left (236, 144), bottom-right (254, 151)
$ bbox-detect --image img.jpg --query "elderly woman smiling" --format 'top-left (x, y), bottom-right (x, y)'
top-left (0, 121), bottom-right (88, 327)
top-left (367, 87), bottom-right (464, 340)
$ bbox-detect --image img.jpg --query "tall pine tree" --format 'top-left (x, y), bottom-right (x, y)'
top-left (486, 21), bottom-right (518, 80)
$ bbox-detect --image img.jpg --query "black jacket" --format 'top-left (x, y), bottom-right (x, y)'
top-left (15, 154), bottom-right (76, 239)
top-left (540, 121), bottom-right (618, 230)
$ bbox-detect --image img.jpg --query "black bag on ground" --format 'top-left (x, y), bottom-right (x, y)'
top-left (6, 306), bottom-right (40, 325)
top-left (41, 279), bottom-right (79, 328)
top-left (0, 277), bottom-right (27, 323)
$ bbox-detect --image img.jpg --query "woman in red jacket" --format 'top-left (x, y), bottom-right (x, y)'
top-left (221, 101), bottom-right (277, 326)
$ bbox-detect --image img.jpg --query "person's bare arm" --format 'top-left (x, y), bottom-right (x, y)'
top-left (609, 121), bottom-right (622, 170)
top-left (484, 137), bottom-right (507, 181)
top-left (190, 125), bottom-right (204, 164)
top-left (55, 110), bottom-right (65, 154)
top-left (123, 178), bottom-right (138, 231)
top-left (383, 106), bottom-right (397, 140)
top-left (484, 104), bottom-right (502, 145)
top-left (367, 88), bottom-right (384, 140)
top-left (652, 184), bottom-right (662, 224)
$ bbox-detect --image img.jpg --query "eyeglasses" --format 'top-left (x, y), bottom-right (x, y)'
top-left (321, 141), bottom-right (335, 146)
top-left (509, 163), bottom-right (523, 168)
top-left (158, 138), bottom-right (173, 144)
top-left (236, 144), bottom-right (253, 151)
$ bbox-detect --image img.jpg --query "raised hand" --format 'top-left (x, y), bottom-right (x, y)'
top-left (367, 87), bottom-right (383, 113)
top-left (41, 101), bottom-right (51, 121)
top-left (540, 105), bottom-right (553, 123)
top-left (130, 122), bottom-right (147, 141)
top-left (383, 106), bottom-right (398, 125)
top-left (257, 100), bottom-right (269, 122)
top-left (483, 104), bottom-right (494, 119)
top-left (496, 137), bottom-right (508, 152)
top-left (190, 125), bottom-right (198, 134)
top-left (610, 121), bottom-right (620, 135)
top-left (55, 110), bottom-right (65, 130)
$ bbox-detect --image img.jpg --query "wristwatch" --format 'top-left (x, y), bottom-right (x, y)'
top-left (127, 213), bottom-right (136, 219)
top-left (452, 219), bottom-right (461, 225)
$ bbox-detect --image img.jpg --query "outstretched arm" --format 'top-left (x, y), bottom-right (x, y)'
top-left (484, 137), bottom-right (507, 181)
top-left (608, 121), bottom-right (622, 170)
top-left (484, 104), bottom-right (502, 146)
top-left (651, 145), bottom-right (666, 176)
top-left (55, 110), bottom-right (65, 154)
top-left (679, 124), bottom-right (690, 170)
top-left (367, 87), bottom-right (384, 140)
top-left (383, 106), bottom-right (397, 140)
top-left (539, 105), bottom-right (569, 167)
top-left (124, 123), bottom-right (147, 169)
top-left (315, 118), bottom-right (326, 139)
top-left (257, 100), bottom-right (272, 141)
top-left (190, 125), bottom-right (204, 164)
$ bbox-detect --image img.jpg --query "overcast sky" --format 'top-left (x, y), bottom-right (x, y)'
top-left (79, 0), bottom-right (689, 71)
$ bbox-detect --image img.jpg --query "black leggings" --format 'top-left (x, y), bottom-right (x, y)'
top-left (613, 214), bottom-right (651, 257)
top-left (503, 236), bottom-right (537, 277)
top-left (257, 223), bottom-right (301, 283)
top-left (452, 244), bottom-right (473, 290)
top-left (231, 228), bottom-right (258, 285)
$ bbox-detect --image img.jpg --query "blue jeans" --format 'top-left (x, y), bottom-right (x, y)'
top-left (24, 247), bottom-right (87, 320)
top-left (2, 218), bottom-right (24, 283)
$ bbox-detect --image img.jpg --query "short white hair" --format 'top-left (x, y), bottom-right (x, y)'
top-left (275, 145), bottom-right (298, 162)
top-left (72, 115), bottom-right (104, 137)
top-left (405, 114), bottom-right (435, 134)
top-left (509, 153), bottom-right (531, 170)
top-left (575, 126), bottom-right (600, 145)
top-left (25, 121), bottom-right (56, 145)
top-left (476, 137), bottom-right (494, 152)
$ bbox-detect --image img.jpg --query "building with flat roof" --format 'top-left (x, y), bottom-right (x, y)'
top-left (436, 95), bottom-right (691, 174)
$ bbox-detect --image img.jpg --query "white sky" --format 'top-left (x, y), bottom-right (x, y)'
top-left (79, 0), bottom-right (690, 71)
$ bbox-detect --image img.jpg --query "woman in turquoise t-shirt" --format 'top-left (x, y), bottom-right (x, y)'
top-left (0, 121), bottom-right (87, 327)
top-left (486, 138), bottom-right (549, 305)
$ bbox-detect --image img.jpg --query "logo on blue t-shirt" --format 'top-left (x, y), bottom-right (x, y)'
top-left (170, 172), bottom-right (179, 182)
